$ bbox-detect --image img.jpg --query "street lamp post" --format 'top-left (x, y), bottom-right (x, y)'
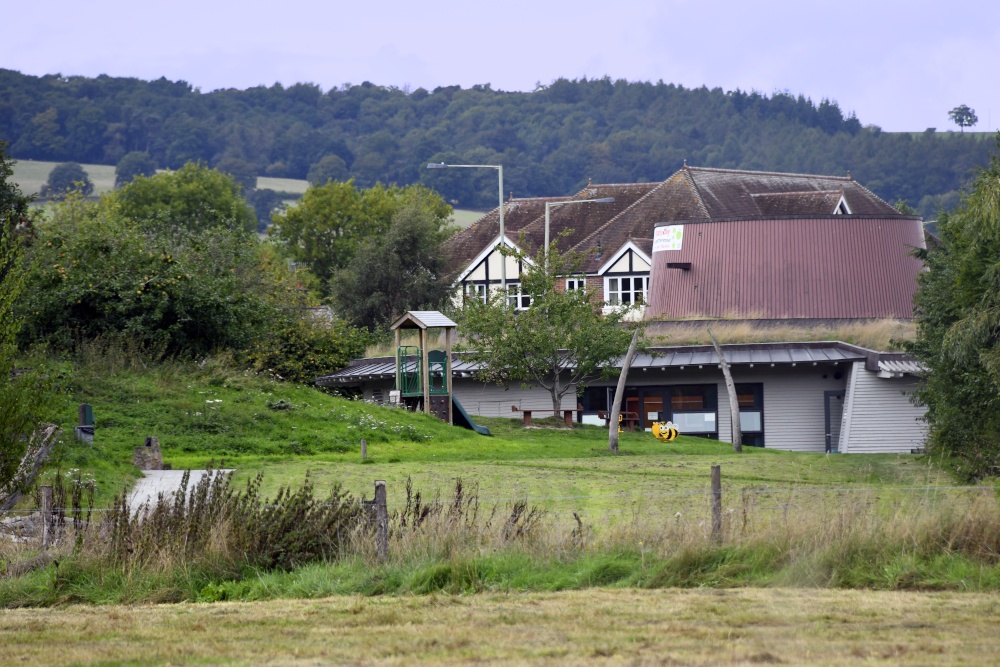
top-left (544, 197), bottom-right (615, 267)
top-left (427, 162), bottom-right (505, 294)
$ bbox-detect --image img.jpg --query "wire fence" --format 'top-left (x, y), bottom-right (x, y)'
top-left (1, 483), bottom-right (992, 517)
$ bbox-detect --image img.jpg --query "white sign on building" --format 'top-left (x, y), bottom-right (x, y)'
top-left (653, 225), bottom-right (683, 252)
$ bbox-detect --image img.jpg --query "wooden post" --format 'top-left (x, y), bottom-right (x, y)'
top-left (710, 465), bottom-right (722, 542)
top-left (420, 328), bottom-right (430, 414)
top-left (445, 328), bottom-right (454, 425)
top-left (40, 485), bottom-right (53, 549)
top-left (374, 480), bottom-right (388, 562)
top-left (394, 328), bottom-right (401, 393)
top-left (360, 439), bottom-right (367, 460)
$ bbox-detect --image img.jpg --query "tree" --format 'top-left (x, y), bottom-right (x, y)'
top-left (115, 151), bottom-right (156, 187)
top-left (40, 161), bottom-right (93, 199)
top-left (307, 154), bottom-right (349, 186)
top-left (214, 156), bottom-right (259, 192)
top-left (908, 137), bottom-right (1000, 479)
top-left (460, 242), bottom-right (638, 417)
top-left (0, 141), bottom-right (49, 490)
top-left (330, 202), bottom-right (455, 331)
top-left (949, 105), bottom-right (978, 133)
top-left (270, 180), bottom-right (451, 288)
top-left (18, 194), bottom-right (281, 355)
top-left (113, 162), bottom-right (256, 234)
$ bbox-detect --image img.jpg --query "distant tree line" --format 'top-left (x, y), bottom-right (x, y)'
top-left (0, 69), bottom-right (993, 218)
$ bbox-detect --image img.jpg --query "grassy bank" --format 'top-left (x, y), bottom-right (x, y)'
top-left (4, 352), bottom-right (997, 608)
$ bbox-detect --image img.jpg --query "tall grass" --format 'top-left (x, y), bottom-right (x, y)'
top-left (4, 475), bottom-right (1000, 606)
top-left (648, 318), bottom-right (915, 350)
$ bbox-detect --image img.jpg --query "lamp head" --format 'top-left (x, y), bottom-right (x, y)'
top-left (426, 162), bottom-right (447, 169)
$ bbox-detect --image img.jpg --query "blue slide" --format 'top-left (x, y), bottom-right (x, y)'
top-left (452, 397), bottom-right (491, 435)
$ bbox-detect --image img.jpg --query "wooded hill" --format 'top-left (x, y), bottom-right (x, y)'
top-left (0, 68), bottom-right (991, 218)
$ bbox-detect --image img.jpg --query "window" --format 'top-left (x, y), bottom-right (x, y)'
top-left (464, 283), bottom-right (486, 304)
top-left (507, 282), bottom-right (532, 310)
top-left (735, 383), bottom-right (764, 441)
top-left (605, 275), bottom-right (649, 305)
top-left (566, 277), bottom-right (586, 292)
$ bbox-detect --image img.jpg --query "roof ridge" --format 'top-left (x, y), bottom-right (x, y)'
top-left (750, 190), bottom-right (843, 197)
top-left (686, 165), bottom-right (853, 181)
top-left (567, 178), bottom-right (671, 252)
top-left (682, 167), bottom-right (712, 218)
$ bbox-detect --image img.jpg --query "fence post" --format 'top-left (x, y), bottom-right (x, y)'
top-left (361, 439), bottom-right (367, 460)
top-left (375, 480), bottom-right (388, 562)
top-left (710, 465), bottom-right (722, 542)
top-left (40, 485), bottom-right (53, 549)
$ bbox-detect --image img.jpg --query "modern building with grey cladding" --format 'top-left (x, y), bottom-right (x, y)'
top-left (316, 341), bottom-right (926, 454)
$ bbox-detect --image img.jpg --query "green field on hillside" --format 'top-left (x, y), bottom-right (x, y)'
top-left (9, 159), bottom-right (117, 197)
top-left (10, 159), bottom-right (486, 230)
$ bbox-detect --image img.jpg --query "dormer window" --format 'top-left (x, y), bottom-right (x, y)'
top-left (833, 195), bottom-right (852, 215)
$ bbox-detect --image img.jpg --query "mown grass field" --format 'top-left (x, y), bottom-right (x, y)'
top-left (10, 158), bottom-right (486, 229)
top-left (9, 159), bottom-right (117, 196)
top-left (4, 589), bottom-right (1000, 666)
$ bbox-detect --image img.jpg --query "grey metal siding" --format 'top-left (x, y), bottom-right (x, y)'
top-left (592, 365), bottom-right (848, 452)
top-left (841, 367), bottom-right (927, 453)
top-left (453, 376), bottom-right (578, 418)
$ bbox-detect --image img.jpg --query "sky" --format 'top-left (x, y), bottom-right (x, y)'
top-left (5, 0), bottom-right (999, 132)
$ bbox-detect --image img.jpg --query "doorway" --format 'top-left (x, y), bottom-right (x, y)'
top-left (824, 391), bottom-right (845, 453)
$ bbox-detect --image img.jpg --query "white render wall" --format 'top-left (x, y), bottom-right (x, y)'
top-left (839, 362), bottom-right (927, 453)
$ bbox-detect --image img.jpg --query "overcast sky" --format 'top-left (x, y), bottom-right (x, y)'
top-left (5, 0), bottom-right (998, 132)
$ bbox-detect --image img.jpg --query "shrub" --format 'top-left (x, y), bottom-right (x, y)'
top-left (244, 316), bottom-right (367, 384)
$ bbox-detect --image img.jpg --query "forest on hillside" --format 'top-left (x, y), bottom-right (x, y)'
top-left (0, 68), bottom-right (991, 218)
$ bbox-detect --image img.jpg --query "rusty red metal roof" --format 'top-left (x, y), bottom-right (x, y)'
top-left (646, 216), bottom-right (926, 320)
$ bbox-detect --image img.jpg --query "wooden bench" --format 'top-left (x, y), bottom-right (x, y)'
top-left (512, 404), bottom-right (583, 427)
top-left (597, 410), bottom-right (640, 431)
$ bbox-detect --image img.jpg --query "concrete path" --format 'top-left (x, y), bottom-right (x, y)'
top-left (128, 469), bottom-right (234, 511)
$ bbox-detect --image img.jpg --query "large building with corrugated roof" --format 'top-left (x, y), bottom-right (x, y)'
top-left (444, 165), bottom-right (924, 321)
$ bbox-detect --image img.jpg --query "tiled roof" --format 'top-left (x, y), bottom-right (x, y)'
top-left (444, 166), bottom-right (907, 278)
top-left (683, 167), bottom-right (897, 217)
top-left (443, 195), bottom-right (571, 280)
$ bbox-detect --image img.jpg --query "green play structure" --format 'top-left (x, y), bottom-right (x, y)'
top-left (390, 311), bottom-right (490, 436)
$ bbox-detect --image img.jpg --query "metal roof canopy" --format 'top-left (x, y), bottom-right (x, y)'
top-left (390, 310), bottom-right (458, 331)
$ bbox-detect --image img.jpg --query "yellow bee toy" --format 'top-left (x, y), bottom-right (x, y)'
top-left (652, 421), bottom-right (679, 442)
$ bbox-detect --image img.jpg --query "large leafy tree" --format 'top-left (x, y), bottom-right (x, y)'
top-left (330, 202), bottom-right (455, 331)
top-left (270, 180), bottom-right (451, 288)
top-left (0, 141), bottom-right (49, 489)
top-left (115, 151), bottom-right (157, 187)
top-left (948, 105), bottom-right (978, 133)
top-left (40, 161), bottom-right (94, 199)
top-left (909, 137), bottom-right (1000, 479)
top-left (113, 162), bottom-right (256, 234)
top-left (460, 242), bottom-right (639, 417)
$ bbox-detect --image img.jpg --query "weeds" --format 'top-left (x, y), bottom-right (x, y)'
top-left (5, 475), bottom-right (1000, 606)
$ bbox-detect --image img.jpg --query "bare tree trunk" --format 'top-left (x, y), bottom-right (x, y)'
top-left (0, 424), bottom-right (60, 512)
top-left (708, 326), bottom-right (742, 453)
top-left (609, 328), bottom-right (640, 453)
